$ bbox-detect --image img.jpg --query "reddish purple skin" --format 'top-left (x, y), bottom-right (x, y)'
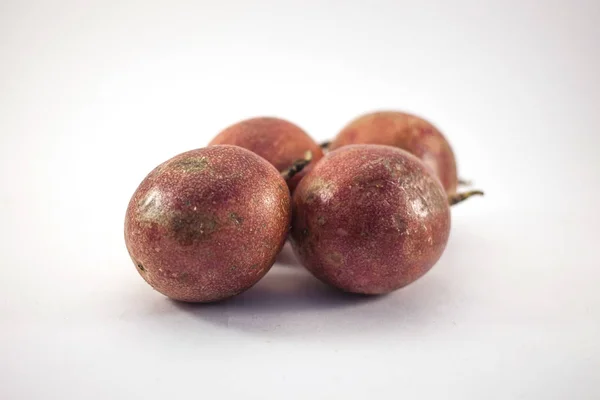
top-left (331, 111), bottom-right (459, 194)
top-left (209, 117), bottom-right (324, 191)
top-left (290, 144), bottom-right (451, 295)
top-left (124, 145), bottom-right (291, 302)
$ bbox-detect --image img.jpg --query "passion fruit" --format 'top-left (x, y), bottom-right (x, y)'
top-left (124, 145), bottom-right (291, 302)
top-left (209, 117), bottom-right (324, 191)
top-left (290, 144), bottom-right (451, 295)
top-left (331, 111), bottom-right (459, 193)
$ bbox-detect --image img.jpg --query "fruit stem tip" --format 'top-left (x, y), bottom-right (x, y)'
top-left (449, 190), bottom-right (484, 206)
top-left (281, 151), bottom-right (313, 181)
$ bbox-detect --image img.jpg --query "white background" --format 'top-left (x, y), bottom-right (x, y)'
top-left (1, 0), bottom-right (599, 399)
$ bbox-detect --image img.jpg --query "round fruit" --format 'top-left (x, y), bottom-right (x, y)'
top-left (124, 145), bottom-right (291, 302)
top-left (330, 111), bottom-right (458, 194)
top-left (209, 117), bottom-right (324, 191)
top-left (290, 144), bottom-right (451, 295)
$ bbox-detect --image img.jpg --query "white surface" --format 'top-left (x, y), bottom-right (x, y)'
top-left (1, 1), bottom-right (599, 399)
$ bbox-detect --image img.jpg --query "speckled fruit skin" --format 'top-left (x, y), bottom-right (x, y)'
top-left (124, 145), bottom-right (291, 302)
top-left (331, 111), bottom-right (458, 194)
top-left (209, 117), bottom-right (324, 191)
top-left (290, 144), bottom-right (451, 295)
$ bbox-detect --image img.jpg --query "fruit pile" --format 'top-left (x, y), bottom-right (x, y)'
top-left (124, 111), bottom-right (483, 302)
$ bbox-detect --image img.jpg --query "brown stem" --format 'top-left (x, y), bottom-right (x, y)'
top-left (458, 178), bottom-right (472, 186)
top-left (281, 151), bottom-right (313, 181)
top-left (449, 190), bottom-right (484, 206)
top-left (320, 141), bottom-right (331, 151)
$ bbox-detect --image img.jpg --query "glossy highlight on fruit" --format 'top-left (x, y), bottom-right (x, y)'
top-left (124, 145), bottom-right (291, 302)
top-left (290, 144), bottom-right (451, 295)
top-left (209, 117), bottom-right (324, 191)
top-left (330, 111), bottom-right (458, 194)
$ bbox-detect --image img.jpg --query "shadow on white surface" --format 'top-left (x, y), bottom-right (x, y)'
top-left (111, 220), bottom-right (494, 339)
top-left (273, 242), bottom-right (300, 268)
top-left (172, 266), bottom-right (375, 311)
top-left (167, 260), bottom-right (453, 337)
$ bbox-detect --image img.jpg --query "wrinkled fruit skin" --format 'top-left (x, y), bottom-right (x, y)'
top-left (209, 117), bottom-right (324, 191)
top-left (331, 111), bottom-right (458, 194)
top-left (124, 145), bottom-right (291, 302)
top-left (290, 144), bottom-right (451, 295)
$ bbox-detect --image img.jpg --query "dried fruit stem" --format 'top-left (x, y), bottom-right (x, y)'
top-left (281, 151), bottom-right (313, 181)
top-left (449, 190), bottom-right (484, 206)
top-left (320, 141), bottom-right (331, 150)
